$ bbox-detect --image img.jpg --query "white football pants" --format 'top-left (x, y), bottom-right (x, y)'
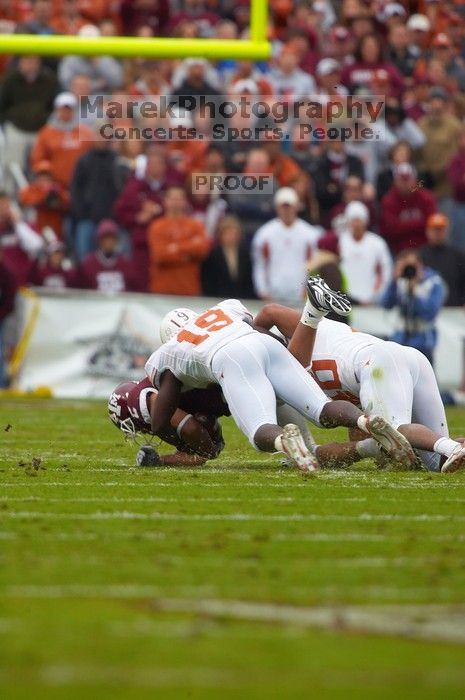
top-left (211, 333), bottom-right (329, 447)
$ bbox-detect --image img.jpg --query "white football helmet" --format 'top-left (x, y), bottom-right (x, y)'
top-left (159, 307), bottom-right (199, 343)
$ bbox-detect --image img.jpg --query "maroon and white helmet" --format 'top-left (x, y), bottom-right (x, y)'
top-left (108, 381), bottom-right (139, 439)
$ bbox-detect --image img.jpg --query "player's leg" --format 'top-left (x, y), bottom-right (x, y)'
top-left (409, 349), bottom-right (465, 473)
top-left (287, 276), bottom-right (352, 366)
top-left (211, 338), bottom-right (319, 472)
top-left (261, 333), bottom-right (418, 466)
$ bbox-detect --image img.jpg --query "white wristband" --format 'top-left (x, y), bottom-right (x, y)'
top-left (176, 414), bottom-right (193, 438)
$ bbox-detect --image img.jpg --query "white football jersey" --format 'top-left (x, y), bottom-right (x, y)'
top-left (146, 299), bottom-right (256, 389)
top-left (310, 318), bottom-right (383, 403)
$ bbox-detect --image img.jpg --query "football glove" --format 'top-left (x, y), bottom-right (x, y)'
top-left (136, 445), bottom-right (161, 467)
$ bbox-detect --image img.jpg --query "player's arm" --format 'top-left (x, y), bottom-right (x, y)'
top-left (150, 384), bottom-right (222, 459)
top-left (254, 303), bottom-right (317, 369)
top-left (151, 370), bottom-right (183, 436)
top-left (253, 304), bottom-right (300, 339)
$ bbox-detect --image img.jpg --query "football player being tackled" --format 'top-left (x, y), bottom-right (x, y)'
top-left (254, 277), bottom-right (465, 473)
top-left (108, 376), bottom-right (228, 467)
top-left (145, 295), bottom-right (419, 474)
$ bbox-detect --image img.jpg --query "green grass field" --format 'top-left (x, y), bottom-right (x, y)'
top-left (1, 400), bottom-right (465, 699)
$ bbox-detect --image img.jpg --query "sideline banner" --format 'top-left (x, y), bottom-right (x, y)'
top-left (14, 289), bottom-right (465, 397)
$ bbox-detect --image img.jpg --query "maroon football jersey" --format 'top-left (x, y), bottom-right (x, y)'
top-left (78, 251), bottom-right (136, 293)
top-left (116, 377), bottom-right (230, 436)
top-left (30, 261), bottom-right (77, 289)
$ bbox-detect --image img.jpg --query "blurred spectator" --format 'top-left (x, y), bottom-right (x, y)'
top-left (262, 139), bottom-right (309, 203)
top-left (339, 201), bottom-right (392, 305)
top-left (341, 33), bottom-right (404, 97)
top-left (326, 25), bottom-right (355, 66)
top-left (113, 147), bottom-right (182, 291)
top-left (381, 249), bottom-right (446, 364)
top-left (376, 140), bottom-right (413, 202)
top-left (314, 58), bottom-right (348, 101)
top-left (70, 124), bottom-right (129, 261)
top-left (418, 87), bottom-right (462, 211)
top-left (406, 14), bottom-right (431, 52)
top-left (252, 187), bottom-right (321, 303)
top-left (384, 97), bottom-right (425, 151)
top-left (147, 187), bottom-right (209, 296)
top-left (0, 55), bottom-right (58, 188)
top-left (201, 215), bottom-right (255, 298)
top-left (447, 126), bottom-right (465, 252)
top-left (0, 246), bottom-right (18, 387)
top-left (188, 174), bottom-right (228, 240)
top-left (430, 31), bottom-right (465, 91)
top-left (29, 239), bottom-right (77, 289)
top-left (270, 44), bottom-right (316, 98)
top-left (171, 59), bottom-right (220, 109)
top-left (307, 231), bottom-right (347, 322)
top-left (51, 0), bottom-right (86, 35)
top-left (77, 219), bottom-right (136, 294)
top-left (387, 21), bottom-right (420, 79)
top-left (328, 175), bottom-right (377, 235)
top-left (19, 160), bottom-right (70, 238)
top-left (120, 0), bottom-right (170, 36)
top-left (128, 59), bottom-right (170, 98)
top-left (168, 0), bottom-right (220, 37)
top-left (30, 92), bottom-right (94, 189)
top-left (313, 142), bottom-right (364, 226)
top-left (16, 0), bottom-right (55, 34)
top-left (0, 191), bottom-right (43, 286)
top-left (380, 163), bottom-right (437, 254)
top-left (58, 25), bottom-right (124, 93)
top-left (420, 213), bottom-right (465, 307)
top-left (227, 148), bottom-right (275, 239)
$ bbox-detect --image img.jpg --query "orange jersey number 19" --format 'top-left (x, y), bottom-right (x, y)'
top-left (177, 309), bottom-right (233, 346)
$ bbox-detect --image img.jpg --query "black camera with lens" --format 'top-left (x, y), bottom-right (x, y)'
top-left (401, 264), bottom-right (418, 280)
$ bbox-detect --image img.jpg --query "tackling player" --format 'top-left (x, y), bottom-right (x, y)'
top-left (145, 293), bottom-right (418, 473)
top-left (254, 277), bottom-right (465, 473)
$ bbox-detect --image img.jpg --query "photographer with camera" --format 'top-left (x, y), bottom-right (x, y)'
top-left (381, 249), bottom-right (446, 365)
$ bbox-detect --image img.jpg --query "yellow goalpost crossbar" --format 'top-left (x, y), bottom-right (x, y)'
top-left (0, 0), bottom-right (271, 61)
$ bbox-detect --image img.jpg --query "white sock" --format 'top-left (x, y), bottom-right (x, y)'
top-left (433, 437), bottom-right (461, 458)
top-left (357, 415), bottom-right (369, 434)
top-left (274, 434), bottom-right (284, 452)
top-left (356, 438), bottom-right (381, 458)
top-left (300, 300), bottom-right (327, 329)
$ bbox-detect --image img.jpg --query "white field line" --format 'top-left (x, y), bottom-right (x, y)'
top-left (3, 494), bottom-right (465, 508)
top-left (0, 495), bottom-right (367, 504)
top-left (35, 664), bottom-right (238, 689)
top-left (1, 588), bottom-right (465, 645)
top-left (0, 478), bottom-right (461, 490)
top-left (0, 510), bottom-right (459, 522)
top-left (2, 530), bottom-right (465, 544)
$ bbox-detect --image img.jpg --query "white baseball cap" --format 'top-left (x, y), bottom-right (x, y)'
top-left (54, 92), bottom-right (77, 109)
top-left (345, 200), bottom-right (369, 223)
top-left (316, 58), bottom-right (341, 77)
top-left (78, 24), bottom-right (101, 38)
top-left (274, 187), bottom-right (299, 207)
top-left (407, 14), bottom-right (431, 32)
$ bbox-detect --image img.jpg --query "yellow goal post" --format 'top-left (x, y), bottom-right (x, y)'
top-left (0, 0), bottom-right (271, 61)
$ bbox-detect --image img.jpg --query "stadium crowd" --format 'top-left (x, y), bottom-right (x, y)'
top-left (1, 0), bottom-right (465, 390)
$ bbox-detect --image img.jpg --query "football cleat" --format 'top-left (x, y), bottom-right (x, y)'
top-left (441, 445), bottom-right (465, 474)
top-left (306, 276), bottom-right (352, 317)
top-left (363, 415), bottom-right (419, 468)
top-left (279, 423), bottom-right (320, 473)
